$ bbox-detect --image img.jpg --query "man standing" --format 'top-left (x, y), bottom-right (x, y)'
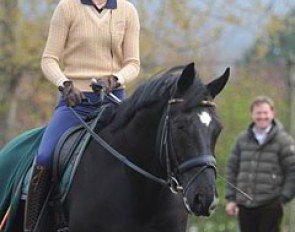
top-left (225, 96), bottom-right (295, 232)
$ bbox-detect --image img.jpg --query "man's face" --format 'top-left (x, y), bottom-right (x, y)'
top-left (251, 103), bottom-right (275, 130)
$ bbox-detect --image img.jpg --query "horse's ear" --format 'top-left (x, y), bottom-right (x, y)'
top-left (206, 67), bottom-right (230, 98)
top-left (177, 63), bottom-right (195, 94)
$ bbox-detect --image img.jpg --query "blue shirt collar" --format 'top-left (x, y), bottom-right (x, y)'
top-left (81, 0), bottom-right (117, 9)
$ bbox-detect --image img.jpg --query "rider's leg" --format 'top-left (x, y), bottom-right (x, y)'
top-left (24, 94), bottom-right (101, 232)
top-left (24, 90), bottom-right (124, 231)
top-left (24, 104), bottom-right (83, 232)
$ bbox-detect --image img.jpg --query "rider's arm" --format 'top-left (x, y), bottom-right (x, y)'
top-left (113, 2), bottom-right (140, 85)
top-left (41, 2), bottom-right (70, 88)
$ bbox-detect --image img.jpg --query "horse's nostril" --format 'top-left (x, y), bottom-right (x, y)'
top-left (193, 194), bottom-right (204, 213)
top-left (192, 193), bottom-right (216, 216)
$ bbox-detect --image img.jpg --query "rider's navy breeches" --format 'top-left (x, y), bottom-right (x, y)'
top-left (36, 89), bottom-right (124, 168)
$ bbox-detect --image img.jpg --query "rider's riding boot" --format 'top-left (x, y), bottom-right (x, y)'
top-left (24, 165), bottom-right (51, 232)
top-left (53, 203), bottom-right (69, 232)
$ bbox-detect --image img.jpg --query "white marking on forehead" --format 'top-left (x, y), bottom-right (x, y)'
top-left (198, 111), bottom-right (212, 127)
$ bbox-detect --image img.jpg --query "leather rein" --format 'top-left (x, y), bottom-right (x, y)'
top-left (68, 95), bottom-right (216, 195)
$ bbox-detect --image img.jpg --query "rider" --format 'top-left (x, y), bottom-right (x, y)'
top-left (25, 0), bottom-right (140, 231)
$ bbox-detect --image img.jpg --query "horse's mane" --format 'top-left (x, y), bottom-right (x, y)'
top-left (125, 66), bottom-right (184, 105)
top-left (110, 65), bottom-right (206, 129)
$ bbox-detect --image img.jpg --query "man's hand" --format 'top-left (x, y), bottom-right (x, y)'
top-left (225, 201), bottom-right (239, 216)
top-left (59, 81), bottom-right (82, 107)
top-left (94, 75), bottom-right (121, 94)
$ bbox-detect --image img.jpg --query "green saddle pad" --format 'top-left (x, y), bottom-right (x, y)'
top-left (0, 127), bottom-right (45, 232)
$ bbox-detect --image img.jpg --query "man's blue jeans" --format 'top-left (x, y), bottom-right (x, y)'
top-left (36, 89), bottom-right (124, 168)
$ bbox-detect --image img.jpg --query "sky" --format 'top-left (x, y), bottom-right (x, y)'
top-left (215, 0), bottom-right (295, 63)
top-left (131, 0), bottom-right (295, 69)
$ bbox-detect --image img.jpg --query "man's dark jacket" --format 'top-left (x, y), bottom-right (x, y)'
top-left (225, 119), bottom-right (295, 207)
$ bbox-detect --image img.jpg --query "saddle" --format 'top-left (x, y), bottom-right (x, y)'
top-left (22, 104), bottom-right (115, 200)
top-left (0, 104), bottom-right (115, 232)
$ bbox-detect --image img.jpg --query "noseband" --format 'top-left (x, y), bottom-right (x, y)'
top-left (159, 98), bottom-right (217, 194)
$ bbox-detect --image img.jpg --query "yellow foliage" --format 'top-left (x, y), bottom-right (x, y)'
top-left (223, 14), bottom-right (241, 25)
top-left (256, 45), bottom-right (269, 59)
top-left (266, 15), bottom-right (285, 35)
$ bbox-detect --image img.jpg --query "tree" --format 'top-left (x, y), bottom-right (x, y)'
top-left (0, 0), bottom-right (22, 143)
top-left (243, 7), bottom-right (295, 62)
top-left (0, 0), bottom-right (294, 231)
top-left (0, 0), bottom-right (57, 145)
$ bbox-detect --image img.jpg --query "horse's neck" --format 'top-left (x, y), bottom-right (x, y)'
top-left (116, 108), bottom-right (169, 205)
top-left (115, 107), bottom-right (164, 175)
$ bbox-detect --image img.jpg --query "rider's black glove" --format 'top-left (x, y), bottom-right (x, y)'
top-left (93, 75), bottom-right (121, 94)
top-left (58, 81), bottom-right (82, 107)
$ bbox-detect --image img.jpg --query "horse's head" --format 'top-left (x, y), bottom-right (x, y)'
top-left (158, 63), bottom-right (229, 216)
top-left (111, 62), bottom-right (229, 217)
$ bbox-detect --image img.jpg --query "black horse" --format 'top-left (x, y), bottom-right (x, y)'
top-left (10, 62), bottom-right (229, 232)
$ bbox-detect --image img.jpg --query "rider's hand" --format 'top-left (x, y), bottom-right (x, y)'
top-left (225, 201), bottom-right (239, 216)
top-left (94, 75), bottom-right (121, 94)
top-left (59, 80), bottom-right (82, 107)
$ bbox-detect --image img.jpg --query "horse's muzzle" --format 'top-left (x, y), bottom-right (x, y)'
top-left (191, 193), bottom-right (217, 216)
top-left (182, 169), bottom-right (218, 216)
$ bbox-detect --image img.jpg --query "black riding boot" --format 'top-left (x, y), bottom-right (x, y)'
top-left (24, 166), bottom-right (51, 232)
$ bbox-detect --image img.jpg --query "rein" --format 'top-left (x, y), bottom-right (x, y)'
top-left (68, 106), bottom-right (168, 186)
top-left (69, 95), bottom-right (252, 201)
top-left (67, 96), bottom-right (198, 189)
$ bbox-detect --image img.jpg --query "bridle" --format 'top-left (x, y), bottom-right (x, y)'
top-left (159, 98), bottom-right (217, 195)
top-left (68, 85), bottom-right (253, 209)
top-left (70, 94), bottom-right (255, 212)
top-left (68, 96), bottom-right (217, 195)
top-left (157, 97), bottom-right (253, 203)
